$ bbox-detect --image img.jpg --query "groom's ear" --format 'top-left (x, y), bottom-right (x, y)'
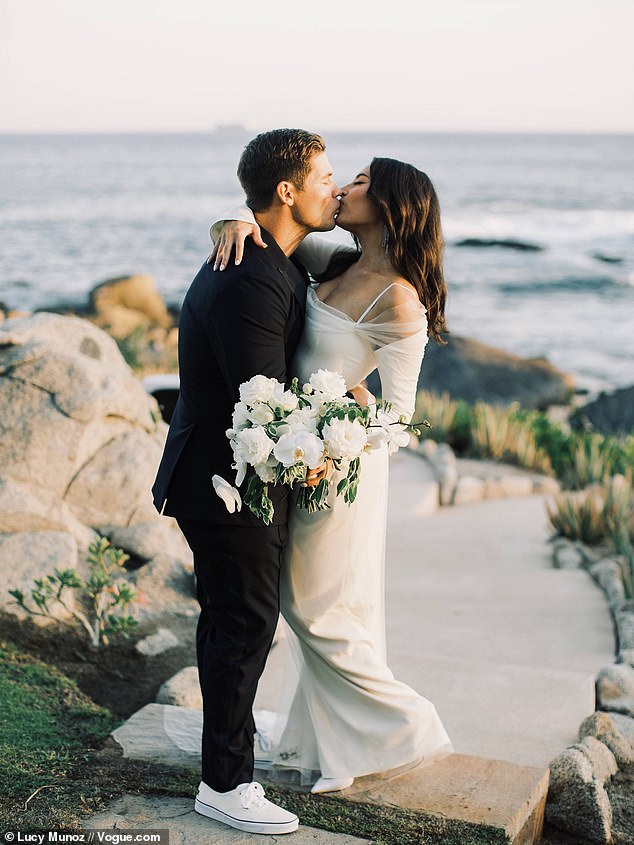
top-left (275, 180), bottom-right (296, 207)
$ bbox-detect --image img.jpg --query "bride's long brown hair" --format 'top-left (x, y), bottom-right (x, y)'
top-left (367, 157), bottom-right (448, 344)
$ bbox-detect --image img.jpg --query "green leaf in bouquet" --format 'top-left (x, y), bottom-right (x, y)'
top-left (297, 477), bottom-right (332, 513)
top-left (244, 474), bottom-right (275, 525)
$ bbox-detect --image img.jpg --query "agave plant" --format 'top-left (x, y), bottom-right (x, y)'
top-left (470, 402), bottom-right (553, 474)
top-left (547, 487), bottom-right (606, 545)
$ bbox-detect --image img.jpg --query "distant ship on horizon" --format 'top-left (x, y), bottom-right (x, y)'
top-left (211, 123), bottom-right (251, 138)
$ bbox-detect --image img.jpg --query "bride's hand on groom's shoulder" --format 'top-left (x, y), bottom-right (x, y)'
top-left (208, 220), bottom-right (266, 271)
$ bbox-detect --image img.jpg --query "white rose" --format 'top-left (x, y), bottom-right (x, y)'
top-left (322, 417), bottom-right (368, 460)
top-left (271, 382), bottom-right (299, 412)
top-left (249, 403), bottom-right (276, 425)
top-left (302, 383), bottom-right (313, 395)
top-left (274, 431), bottom-right (325, 469)
top-left (239, 374), bottom-right (280, 406)
top-left (309, 369), bottom-right (347, 400)
top-left (232, 426), bottom-right (275, 467)
top-left (232, 401), bottom-right (251, 429)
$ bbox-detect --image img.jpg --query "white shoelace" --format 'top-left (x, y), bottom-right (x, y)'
top-left (239, 781), bottom-right (267, 809)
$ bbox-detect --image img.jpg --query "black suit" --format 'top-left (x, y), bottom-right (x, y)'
top-left (152, 229), bottom-right (308, 790)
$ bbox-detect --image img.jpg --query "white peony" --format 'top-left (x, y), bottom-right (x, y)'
top-left (239, 374), bottom-right (280, 406)
top-left (232, 426), bottom-right (275, 467)
top-left (274, 431), bottom-right (325, 469)
top-left (282, 407), bottom-right (319, 434)
top-left (322, 417), bottom-right (368, 460)
top-left (309, 369), bottom-right (347, 400)
top-left (271, 382), bottom-right (299, 412)
top-left (249, 403), bottom-right (276, 425)
top-left (254, 456), bottom-right (278, 483)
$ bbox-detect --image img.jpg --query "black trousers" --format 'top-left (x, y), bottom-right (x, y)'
top-left (178, 519), bottom-right (287, 791)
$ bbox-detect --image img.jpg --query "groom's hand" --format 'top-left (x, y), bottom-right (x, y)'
top-left (302, 458), bottom-right (334, 488)
top-left (208, 220), bottom-right (267, 270)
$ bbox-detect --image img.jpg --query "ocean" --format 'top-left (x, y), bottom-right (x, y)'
top-left (1, 131), bottom-right (632, 396)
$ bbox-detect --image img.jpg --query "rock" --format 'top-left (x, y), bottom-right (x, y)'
top-left (0, 312), bottom-right (189, 628)
top-left (616, 610), bottom-right (634, 666)
top-left (64, 430), bottom-right (164, 526)
top-left (135, 627), bottom-right (181, 657)
top-left (532, 475), bottom-right (560, 495)
top-left (553, 540), bottom-right (586, 570)
top-left (1, 530), bottom-right (78, 620)
top-left (89, 275), bottom-right (171, 338)
top-left (0, 478), bottom-right (96, 548)
top-left (580, 711), bottom-right (634, 767)
top-left (492, 475), bottom-right (534, 498)
top-left (452, 475), bottom-right (486, 505)
top-left (546, 746), bottom-right (612, 844)
top-left (418, 440), bottom-right (458, 505)
top-left (576, 736), bottom-right (618, 782)
top-left (455, 238), bottom-right (544, 252)
top-left (156, 666), bottom-right (202, 709)
top-left (132, 555), bottom-right (197, 620)
top-left (596, 664), bottom-right (634, 717)
top-left (105, 520), bottom-right (192, 569)
top-left (576, 385), bottom-right (634, 437)
top-left (588, 559), bottom-right (627, 613)
top-left (416, 335), bottom-right (573, 409)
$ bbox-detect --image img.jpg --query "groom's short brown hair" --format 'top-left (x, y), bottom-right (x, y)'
top-left (238, 129), bottom-right (326, 212)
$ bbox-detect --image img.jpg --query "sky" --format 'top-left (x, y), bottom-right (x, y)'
top-left (1, 0), bottom-right (633, 134)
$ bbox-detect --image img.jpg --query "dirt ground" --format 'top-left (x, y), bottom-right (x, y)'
top-left (0, 609), bottom-right (197, 718)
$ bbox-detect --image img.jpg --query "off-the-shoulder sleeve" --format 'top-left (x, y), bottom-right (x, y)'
top-left (209, 206), bottom-right (256, 244)
top-left (357, 297), bottom-right (428, 421)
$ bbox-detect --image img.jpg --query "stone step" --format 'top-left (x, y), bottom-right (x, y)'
top-left (110, 704), bottom-right (548, 845)
top-left (110, 705), bottom-right (548, 845)
top-left (335, 752), bottom-right (549, 845)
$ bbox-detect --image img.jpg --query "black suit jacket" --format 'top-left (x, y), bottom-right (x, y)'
top-left (152, 228), bottom-right (309, 526)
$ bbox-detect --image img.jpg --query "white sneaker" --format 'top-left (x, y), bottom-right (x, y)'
top-left (311, 776), bottom-right (354, 794)
top-left (195, 780), bottom-right (299, 834)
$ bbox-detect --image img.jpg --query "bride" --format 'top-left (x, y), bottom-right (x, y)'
top-left (211, 156), bottom-right (453, 793)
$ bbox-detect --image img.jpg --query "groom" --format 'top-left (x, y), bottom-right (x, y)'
top-left (152, 129), bottom-right (340, 834)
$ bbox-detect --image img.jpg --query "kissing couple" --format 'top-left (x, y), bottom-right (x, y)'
top-left (152, 128), bottom-right (453, 835)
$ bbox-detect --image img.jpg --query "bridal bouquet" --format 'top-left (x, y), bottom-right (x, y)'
top-left (213, 369), bottom-right (426, 525)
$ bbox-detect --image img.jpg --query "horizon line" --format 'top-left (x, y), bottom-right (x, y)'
top-left (1, 127), bottom-right (633, 137)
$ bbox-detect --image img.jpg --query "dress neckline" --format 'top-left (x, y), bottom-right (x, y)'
top-left (308, 282), bottom-right (419, 325)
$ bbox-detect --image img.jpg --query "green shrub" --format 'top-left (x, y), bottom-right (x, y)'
top-left (9, 537), bottom-right (137, 649)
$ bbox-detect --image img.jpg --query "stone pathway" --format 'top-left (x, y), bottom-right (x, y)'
top-left (104, 450), bottom-right (617, 844)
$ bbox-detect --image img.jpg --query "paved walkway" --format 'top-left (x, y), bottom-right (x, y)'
top-left (382, 450), bottom-right (615, 767)
top-left (103, 450), bottom-right (616, 842)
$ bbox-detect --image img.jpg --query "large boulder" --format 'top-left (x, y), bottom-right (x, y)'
top-left (0, 313), bottom-right (194, 623)
top-left (368, 334), bottom-right (574, 409)
top-left (89, 275), bottom-right (172, 338)
top-left (576, 385), bottom-right (634, 436)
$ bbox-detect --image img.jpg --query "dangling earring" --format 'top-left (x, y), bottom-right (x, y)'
top-left (381, 226), bottom-right (389, 255)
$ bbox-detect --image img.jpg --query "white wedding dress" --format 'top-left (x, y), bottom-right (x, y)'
top-left (256, 236), bottom-right (452, 782)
